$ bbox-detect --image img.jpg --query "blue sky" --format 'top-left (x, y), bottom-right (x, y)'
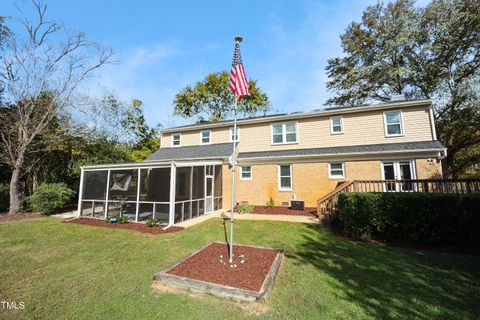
top-left (1, 0), bottom-right (429, 128)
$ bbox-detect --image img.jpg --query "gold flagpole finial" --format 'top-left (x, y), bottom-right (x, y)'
top-left (235, 36), bottom-right (243, 43)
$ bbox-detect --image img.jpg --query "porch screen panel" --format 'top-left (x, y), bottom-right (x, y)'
top-left (214, 165), bottom-right (222, 197)
top-left (175, 167), bottom-right (192, 202)
top-left (108, 169), bottom-right (138, 201)
top-left (192, 166), bottom-right (205, 200)
top-left (145, 168), bottom-right (170, 202)
top-left (83, 170), bottom-right (108, 200)
top-left (154, 204), bottom-right (169, 223)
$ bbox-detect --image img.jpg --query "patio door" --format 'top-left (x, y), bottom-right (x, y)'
top-left (382, 160), bottom-right (416, 192)
top-left (205, 166), bottom-right (214, 213)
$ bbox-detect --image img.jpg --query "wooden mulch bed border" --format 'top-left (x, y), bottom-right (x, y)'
top-left (154, 241), bottom-right (284, 302)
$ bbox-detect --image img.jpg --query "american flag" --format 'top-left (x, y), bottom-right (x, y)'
top-left (230, 41), bottom-right (250, 100)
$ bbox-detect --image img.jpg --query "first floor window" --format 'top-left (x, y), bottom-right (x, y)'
top-left (201, 130), bottom-right (211, 144)
top-left (172, 134), bottom-right (181, 146)
top-left (329, 162), bottom-right (345, 179)
top-left (384, 111), bottom-right (403, 136)
top-left (278, 165), bottom-right (292, 190)
top-left (240, 166), bottom-right (251, 180)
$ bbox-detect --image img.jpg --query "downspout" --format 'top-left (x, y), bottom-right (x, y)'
top-left (163, 161), bottom-right (176, 230)
top-left (76, 167), bottom-right (85, 217)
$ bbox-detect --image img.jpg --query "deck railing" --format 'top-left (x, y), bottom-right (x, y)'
top-left (317, 179), bottom-right (480, 220)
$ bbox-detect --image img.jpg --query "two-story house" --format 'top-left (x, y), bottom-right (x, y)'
top-left (77, 99), bottom-right (446, 227)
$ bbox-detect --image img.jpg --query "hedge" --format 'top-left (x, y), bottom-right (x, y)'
top-left (337, 192), bottom-right (480, 245)
top-left (0, 183), bottom-right (8, 212)
top-left (29, 183), bottom-right (75, 214)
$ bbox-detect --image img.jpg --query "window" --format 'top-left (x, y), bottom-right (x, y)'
top-left (329, 162), bottom-right (345, 179)
top-left (272, 122), bottom-right (297, 144)
top-left (384, 111), bottom-right (403, 136)
top-left (230, 127), bottom-right (239, 142)
top-left (172, 134), bottom-right (181, 146)
top-left (330, 116), bottom-right (343, 134)
top-left (278, 165), bottom-right (292, 190)
top-left (240, 166), bottom-right (251, 180)
top-left (200, 130), bottom-right (211, 144)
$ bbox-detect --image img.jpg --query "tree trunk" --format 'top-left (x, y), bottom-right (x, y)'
top-left (9, 167), bottom-right (21, 215)
top-left (8, 152), bottom-right (25, 215)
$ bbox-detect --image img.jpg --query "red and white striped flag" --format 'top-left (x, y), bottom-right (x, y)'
top-left (230, 39), bottom-right (250, 100)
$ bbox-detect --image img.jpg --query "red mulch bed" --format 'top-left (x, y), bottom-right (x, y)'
top-left (168, 242), bottom-right (279, 292)
top-left (65, 218), bottom-right (183, 235)
top-left (253, 205), bottom-right (317, 217)
top-left (0, 212), bottom-right (42, 223)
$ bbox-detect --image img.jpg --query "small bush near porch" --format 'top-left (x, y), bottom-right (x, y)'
top-left (337, 192), bottom-right (480, 244)
top-left (1, 218), bottom-right (479, 319)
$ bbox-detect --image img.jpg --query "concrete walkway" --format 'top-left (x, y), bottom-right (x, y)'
top-left (50, 210), bottom-right (77, 219)
top-left (175, 210), bottom-right (319, 228)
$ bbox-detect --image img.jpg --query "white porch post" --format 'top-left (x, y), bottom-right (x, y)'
top-left (104, 169), bottom-right (111, 219)
top-left (169, 162), bottom-right (177, 226)
top-left (76, 168), bottom-right (85, 217)
top-left (135, 168), bottom-right (141, 222)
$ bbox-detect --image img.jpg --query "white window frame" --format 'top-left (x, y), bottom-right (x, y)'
top-left (230, 127), bottom-right (240, 142)
top-left (381, 160), bottom-right (417, 192)
top-left (171, 133), bottom-right (181, 147)
top-left (200, 130), bottom-right (211, 144)
top-left (239, 166), bottom-right (252, 180)
top-left (383, 110), bottom-right (404, 137)
top-left (328, 162), bottom-right (345, 179)
top-left (278, 164), bottom-right (293, 191)
top-left (271, 122), bottom-right (298, 145)
top-left (330, 116), bottom-right (344, 135)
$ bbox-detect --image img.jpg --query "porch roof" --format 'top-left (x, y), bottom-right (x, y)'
top-left (145, 142), bottom-right (235, 162)
top-left (237, 140), bottom-right (446, 160)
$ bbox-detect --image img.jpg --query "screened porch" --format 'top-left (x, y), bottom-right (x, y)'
top-left (77, 161), bottom-right (223, 226)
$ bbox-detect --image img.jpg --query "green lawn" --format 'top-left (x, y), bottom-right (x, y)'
top-left (0, 218), bottom-right (479, 320)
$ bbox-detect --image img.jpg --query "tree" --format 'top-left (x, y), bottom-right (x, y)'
top-left (173, 71), bottom-right (270, 121)
top-left (0, 1), bottom-right (113, 214)
top-left (325, 0), bottom-right (480, 177)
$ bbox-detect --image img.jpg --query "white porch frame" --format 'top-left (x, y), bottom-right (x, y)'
top-left (76, 160), bottom-right (223, 227)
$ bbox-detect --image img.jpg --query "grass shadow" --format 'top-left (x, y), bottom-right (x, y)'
top-left (291, 223), bottom-right (480, 319)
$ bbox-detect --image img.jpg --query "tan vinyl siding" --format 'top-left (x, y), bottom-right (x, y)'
top-left (237, 106), bottom-right (433, 152)
top-left (162, 127), bottom-right (231, 148)
top-left (162, 106), bottom-right (433, 151)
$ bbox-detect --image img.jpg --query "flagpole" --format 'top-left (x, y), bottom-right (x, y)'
top-left (229, 36), bottom-right (242, 265)
top-left (229, 96), bottom-right (237, 264)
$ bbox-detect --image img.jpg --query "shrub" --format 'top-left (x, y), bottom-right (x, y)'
top-left (115, 216), bottom-right (129, 224)
top-left (237, 202), bottom-right (254, 214)
top-left (265, 197), bottom-right (275, 208)
top-left (29, 183), bottom-right (75, 214)
top-left (337, 192), bottom-right (480, 245)
top-left (0, 183), bottom-right (8, 212)
top-left (146, 218), bottom-right (158, 227)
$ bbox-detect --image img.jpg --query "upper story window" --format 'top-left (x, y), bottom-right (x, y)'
top-left (272, 122), bottom-right (298, 144)
top-left (230, 127), bottom-right (239, 142)
top-left (330, 116), bottom-right (344, 134)
top-left (200, 130), bottom-right (211, 144)
top-left (172, 134), bottom-right (181, 147)
top-left (384, 111), bottom-right (403, 137)
top-left (328, 162), bottom-right (345, 179)
top-left (278, 165), bottom-right (293, 191)
top-left (240, 166), bottom-right (252, 180)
